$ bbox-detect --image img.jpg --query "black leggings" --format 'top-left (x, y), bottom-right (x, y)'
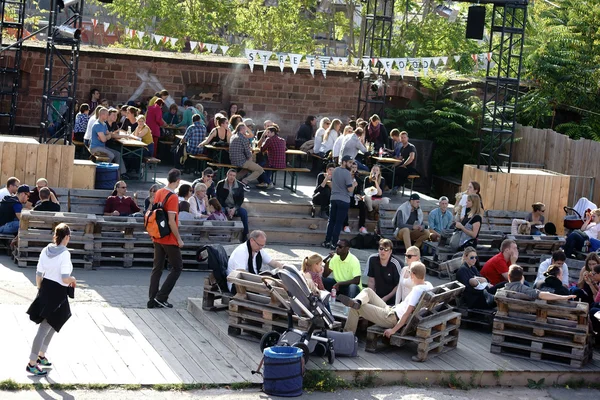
top-left (344, 200), bottom-right (366, 228)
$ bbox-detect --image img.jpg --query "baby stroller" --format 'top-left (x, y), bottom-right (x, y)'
top-left (564, 197), bottom-right (597, 233)
top-left (258, 265), bottom-right (337, 365)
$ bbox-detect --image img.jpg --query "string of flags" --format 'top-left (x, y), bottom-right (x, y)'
top-left (88, 20), bottom-right (493, 79)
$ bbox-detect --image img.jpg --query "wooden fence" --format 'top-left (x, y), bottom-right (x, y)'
top-left (513, 125), bottom-right (598, 206)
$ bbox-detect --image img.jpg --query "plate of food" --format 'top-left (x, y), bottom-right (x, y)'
top-left (364, 187), bottom-right (378, 197)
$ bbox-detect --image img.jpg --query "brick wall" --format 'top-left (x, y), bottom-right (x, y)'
top-left (16, 44), bottom-right (412, 138)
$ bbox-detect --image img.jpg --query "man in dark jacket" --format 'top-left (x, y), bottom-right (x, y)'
top-left (295, 115), bottom-right (316, 149)
top-left (217, 169), bottom-right (249, 241)
top-left (0, 184), bottom-right (30, 234)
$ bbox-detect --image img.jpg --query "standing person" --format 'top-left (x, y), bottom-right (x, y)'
top-left (295, 115), bottom-right (316, 149)
top-left (89, 88), bottom-right (100, 113)
top-left (367, 238), bottom-right (403, 306)
top-left (25, 223), bottom-right (76, 376)
top-left (366, 114), bottom-right (389, 152)
top-left (342, 161), bottom-right (367, 234)
top-left (313, 118), bottom-right (331, 155)
top-left (146, 98), bottom-right (166, 157)
top-left (321, 155), bottom-right (357, 249)
top-left (148, 169), bottom-right (184, 309)
top-left (312, 163), bottom-right (335, 219)
top-left (217, 169), bottom-right (249, 241)
top-left (428, 196), bottom-right (453, 242)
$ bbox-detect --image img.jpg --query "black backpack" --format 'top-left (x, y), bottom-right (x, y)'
top-left (197, 244), bottom-right (229, 292)
top-left (350, 233), bottom-right (380, 249)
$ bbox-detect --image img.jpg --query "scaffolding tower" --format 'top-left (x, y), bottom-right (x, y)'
top-left (355, 0), bottom-right (394, 120)
top-left (0, 0), bottom-right (26, 134)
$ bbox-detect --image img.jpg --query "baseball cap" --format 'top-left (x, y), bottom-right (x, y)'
top-left (438, 196), bottom-right (449, 204)
top-left (243, 118), bottom-right (254, 126)
top-left (409, 193), bottom-right (420, 200)
top-left (17, 184), bottom-right (30, 194)
top-left (341, 155), bottom-right (354, 163)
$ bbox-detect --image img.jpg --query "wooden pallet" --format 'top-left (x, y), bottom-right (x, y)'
top-left (203, 275), bottom-right (231, 312)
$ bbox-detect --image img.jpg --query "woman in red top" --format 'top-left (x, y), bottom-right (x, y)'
top-left (145, 98), bottom-right (166, 157)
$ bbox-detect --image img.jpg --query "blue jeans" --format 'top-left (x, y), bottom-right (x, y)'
top-left (564, 230), bottom-right (587, 257)
top-left (143, 143), bottom-right (154, 158)
top-left (234, 207), bottom-right (249, 236)
top-left (325, 200), bottom-right (350, 244)
top-left (354, 159), bottom-right (369, 171)
top-left (0, 220), bottom-right (19, 234)
top-left (323, 277), bottom-right (360, 298)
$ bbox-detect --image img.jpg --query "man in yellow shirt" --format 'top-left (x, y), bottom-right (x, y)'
top-left (323, 239), bottom-right (362, 297)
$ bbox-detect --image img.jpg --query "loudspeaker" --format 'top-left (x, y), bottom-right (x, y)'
top-left (466, 6), bottom-right (486, 40)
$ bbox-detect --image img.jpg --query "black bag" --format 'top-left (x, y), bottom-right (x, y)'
top-left (350, 233), bottom-right (380, 249)
top-left (196, 244), bottom-right (229, 292)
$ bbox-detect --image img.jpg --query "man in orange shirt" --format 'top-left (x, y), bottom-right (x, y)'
top-left (480, 239), bottom-right (518, 286)
top-left (148, 168), bottom-right (184, 309)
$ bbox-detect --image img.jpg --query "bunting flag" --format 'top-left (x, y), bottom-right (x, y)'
top-left (289, 54), bottom-right (302, 74)
top-left (471, 54), bottom-right (478, 63)
top-left (454, 55), bottom-right (461, 62)
top-left (306, 56), bottom-right (315, 77)
top-left (395, 58), bottom-right (407, 79)
top-left (441, 56), bottom-right (448, 65)
top-left (334, 56), bottom-right (348, 66)
top-left (408, 58), bottom-right (420, 77)
top-left (125, 28), bottom-right (130, 36)
top-left (380, 58), bottom-right (393, 78)
top-left (318, 56), bottom-right (330, 78)
top-left (91, 18), bottom-right (98, 28)
top-left (421, 57), bottom-right (432, 75)
top-left (103, 22), bottom-right (110, 32)
top-left (257, 50), bottom-right (272, 72)
top-left (208, 43), bottom-right (219, 53)
top-left (170, 37), bottom-right (178, 47)
top-left (153, 34), bottom-right (162, 44)
top-left (245, 49), bottom-right (256, 72)
top-left (190, 41), bottom-right (198, 51)
top-left (198, 42), bottom-right (205, 52)
top-left (220, 45), bottom-right (229, 55)
top-left (136, 31), bottom-right (145, 40)
top-left (277, 53), bottom-right (288, 72)
top-left (130, 29), bottom-right (136, 39)
top-left (362, 57), bottom-right (370, 68)
top-left (486, 52), bottom-right (492, 62)
top-left (432, 57), bottom-right (441, 67)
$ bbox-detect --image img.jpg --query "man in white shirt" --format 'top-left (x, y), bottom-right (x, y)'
top-left (339, 262), bottom-right (433, 335)
top-left (226, 230), bottom-right (283, 292)
top-left (534, 250), bottom-right (569, 287)
top-left (0, 177), bottom-right (20, 199)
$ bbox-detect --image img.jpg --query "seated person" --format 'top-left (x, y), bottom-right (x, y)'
top-left (89, 107), bottom-right (128, 179)
top-left (577, 253), bottom-right (600, 305)
top-left (563, 209), bottom-right (600, 258)
top-left (534, 250), bottom-right (569, 287)
top-left (527, 202), bottom-right (545, 235)
top-left (511, 219), bottom-right (531, 235)
top-left (339, 262), bottom-right (432, 336)
top-left (535, 264), bottom-right (586, 301)
top-left (189, 183), bottom-right (208, 219)
top-left (428, 196), bottom-right (453, 242)
top-left (302, 254), bottom-right (325, 293)
top-left (27, 178), bottom-right (59, 209)
top-left (395, 246), bottom-right (420, 304)
top-left (455, 247), bottom-right (499, 310)
top-left (392, 193), bottom-right (430, 249)
top-left (103, 181), bottom-right (142, 217)
top-left (225, 230), bottom-right (283, 293)
top-left (132, 115), bottom-right (154, 157)
top-left (178, 201), bottom-right (194, 221)
top-left (587, 265), bottom-right (600, 335)
top-left (182, 114), bottom-right (207, 156)
top-left (454, 194), bottom-right (482, 250)
top-left (366, 238), bottom-right (403, 306)
top-left (0, 176), bottom-right (20, 199)
top-left (144, 184), bottom-right (159, 213)
top-left (191, 167), bottom-right (216, 199)
top-left (363, 164), bottom-right (390, 218)
top-left (207, 198), bottom-right (228, 221)
top-left (217, 169), bottom-right (249, 241)
top-left (0, 185), bottom-right (29, 234)
top-left (503, 264), bottom-right (576, 302)
top-left (481, 239), bottom-right (518, 286)
top-left (312, 163), bottom-right (335, 218)
top-left (322, 239), bottom-right (362, 298)
top-left (33, 188), bottom-right (60, 212)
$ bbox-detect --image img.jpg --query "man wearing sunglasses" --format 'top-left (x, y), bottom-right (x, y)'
top-left (191, 167), bottom-right (216, 199)
top-left (367, 239), bottom-right (403, 306)
top-left (322, 239), bottom-right (362, 298)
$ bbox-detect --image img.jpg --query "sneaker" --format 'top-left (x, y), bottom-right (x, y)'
top-left (37, 356), bottom-right (52, 366)
top-left (256, 183), bottom-right (268, 188)
top-left (359, 227), bottom-right (368, 234)
top-left (343, 226), bottom-right (351, 233)
top-left (266, 183), bottom-right (275, 190)
top-left (329, 243), bottom-right (337, 250)
top-left (321, 241), bottom-right (331, 249)
top-left (26, 363), bottom-right (47, 376)
top-left (241, 183), bottom-right (251, 192)
top-left (147, 299), bottom-right (157, 309)
top-left (337, 294), bottom-right (361, 310)
top-left (154, 298), bottom-right (173, 308)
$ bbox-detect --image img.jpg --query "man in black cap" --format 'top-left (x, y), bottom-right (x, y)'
top-left (0, 184), bottom-right (30, 235)
top-left (322, 155), bottom-right (357, 249)
top-left (392, 193), bottom-right (430, 250)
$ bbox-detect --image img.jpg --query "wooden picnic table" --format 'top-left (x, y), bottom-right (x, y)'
top-left (116, 137), bottom-right (147, 180)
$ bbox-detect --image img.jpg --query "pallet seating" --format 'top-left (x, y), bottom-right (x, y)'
top-left (14, 211), bottom-right (96, 269)
top-left (483, 210), bottom-right (529, 234)
top-left (203, 272), bottom-right (232, 311)
top-left (0, 233), bottom-right (15, 255)
top-left (365, 281), bottom-right (465, 361)
top-left (491, 290), bottom-right (593, 368)
top-left (506, 234), bottom-right (566, 255)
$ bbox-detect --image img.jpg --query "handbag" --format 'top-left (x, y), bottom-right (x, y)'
top-left (326, 330), bottom-right (358, 357)
top-left (448, 230), bottom-right (462, 252)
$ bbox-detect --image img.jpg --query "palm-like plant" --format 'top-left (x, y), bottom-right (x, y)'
top-left (384, 74), bottom-right (482, 177)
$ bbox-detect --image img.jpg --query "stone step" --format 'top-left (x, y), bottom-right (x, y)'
top-left (248, 212), bottom-right (378, 231)
top-left (261, 226), bottom-right (372, 245)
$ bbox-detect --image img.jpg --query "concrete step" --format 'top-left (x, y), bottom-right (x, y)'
top-left (248, 212), bottom-right (378, 232)
top-left (261, 226), bottom-right (372, 245)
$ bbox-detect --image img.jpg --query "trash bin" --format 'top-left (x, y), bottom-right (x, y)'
top-left (263, 346), bottom-right (303, 397)
top-left (95, 162), bottom-right (119, 189)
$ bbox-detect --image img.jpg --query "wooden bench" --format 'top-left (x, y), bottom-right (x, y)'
top-left (506, 234), bottom-right (566, 255)
top-left (482, 210), bottom-right (529, 234)
top-left (365, 281), bottom-right (465, 361)
top-left (0, 233), bottom-right (15, 256)
top-left (72, 139), bottom-right (88, 159)
top-left (86, 145), bottom-right (111, 163)
top-left (188, 154), bottom-right (213, 173)
top-left (207, 162), bottom-right (311, 193)
top-left (492, 290), bottom-right (592, 368)
top-left (401, 174), bottom-right (420, 196)
top-left (142, 157), bottom-right (160, 183)
top-left (203, 272), bottom-right (232, 311)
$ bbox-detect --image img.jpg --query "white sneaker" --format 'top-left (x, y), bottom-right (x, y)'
top-left (266, 183), bottom-right (275, 189)
top-left (343, 226), bottom-right (351, 233)
top-left (359, 227), bottom-right (368, 234)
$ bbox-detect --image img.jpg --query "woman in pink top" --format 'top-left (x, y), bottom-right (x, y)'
top-left (145, 98), bottom-right (165, 157)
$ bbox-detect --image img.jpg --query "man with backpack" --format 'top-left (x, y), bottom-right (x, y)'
top-left (147, 168), bottom-right (184, 309)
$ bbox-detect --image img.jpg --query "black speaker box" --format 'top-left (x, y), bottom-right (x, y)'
top-left (466, 6), bottom-right (486, 40)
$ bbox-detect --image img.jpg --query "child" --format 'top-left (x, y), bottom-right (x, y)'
top-left (207, 198), bottom-right (227, 221)
top-left (178, 201), bottom-right (194, 221)
top-left (302, 254), bottom-right (325, 293)
top-left (73, 103), bottom-right (90, 142)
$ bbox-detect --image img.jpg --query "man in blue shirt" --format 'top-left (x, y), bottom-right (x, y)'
top-left (89, 107), bottom-right (128, 178)
top-left (0, 185), bottom-right (30, 234)
top-left (428, 196), bottom-right (453, 242)
top-left (182, 114), bottom-right (207, 155)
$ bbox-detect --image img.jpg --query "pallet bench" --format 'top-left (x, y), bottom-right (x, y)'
top-left (491, 290), bottom-right (593, 368)
top-left (506, 234), bottom-right (566, 255)
top-left (483, 210), bottom-right (530, 234)
top-left (365, 281), bottom-right (465, 361)
top-left (202, 273), bottom-right (232, 311)
top-left (0, 233), bottom-right (15, 256)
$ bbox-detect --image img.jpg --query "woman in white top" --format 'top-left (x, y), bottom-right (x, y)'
top-left (564, 208), bottom-right (600, 258)
top-left (455, 181), bottom-right (483, 221)
top-left (82, 106), bottom-right (103, 146)
top-left (318, 119), bottom-right (341, 156)
top-left (25, 223), bottom-right (76, 376)
top-left (333, 125), bottom-right (353, 162)
top-left (189, 183), bottom-right (208, 219)
top-left (395, 246), bottom-right (420, 304)
top-left (313, 117), bottom-right (331, 156)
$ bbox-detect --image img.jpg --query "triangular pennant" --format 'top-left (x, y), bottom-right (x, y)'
top-left (220, 45), bottom-right (229, 55)
top-left (306, 56), bottom-right (316, 78)
top-left (130, 29), bottom-right (136, 39)
top-left (453, 55), bottom-right (461, 62)
top-left (380, 58), bottom-right (393, 78)
top-left (338, 57), bottom-right (348, 66)
top-left (103, 22), bottom-right (110, 32)
top-left (256, 50), bottom-right (273, 72)
top-left (277, 53), bottom-right (288, 72)
top-left (91, 18), bottom-right (98, 28)
top-left (289, 54), bottom-right (302, 74)
top-left (170, 37), bottom-right (178, 47)
top-left (190, 41), bottom-right (198, 51)
top-left (318, 56), bottom-right (330, 78)
top-left (136, 31), bottom-right (145, 40)
top-left (471, 54), bottom-right (478, 62)
top-left (125, 28), bottom-right (130, 36)
top-left (362, 57), bottom-right (370, 67)
top-left (162, 36), bottom-right (167, 44)
top-left (408, 57), bottom-right (420, 77)
top-left (198, 42), bottom-right (205, 52)
top-left (153, 34), bottom-right (162, 45)
top-left (432, 57), bottom-right (441, 67)
top-left (371, 58), bottom-right (379, 67)
top-left (245, 49), bottom-right (257, 72)
top-left (441, 56), bottom-right (448, 65)
top-left (395, 58), bottom-right (407, 79)
top-left (487, 52), bottom-right (492, 62)
top-left (421, 57), bottom-right (432, 75)
top-left (207, 43), bottom-right (218, 53)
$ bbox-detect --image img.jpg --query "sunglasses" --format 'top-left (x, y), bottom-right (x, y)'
top-left (469, 256), bottom-right (477, 260)
top-left (406, 254), bottom-right (417, 259)
top-left (378, 247), bottom-right (391, 251)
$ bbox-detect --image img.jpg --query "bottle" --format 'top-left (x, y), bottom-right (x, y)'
top-left (379, 147), bottom-right (383, 158)
top-left (330, 288), bottom-right (336, 303)
top-left (127, 126), bottom-right (132, 135)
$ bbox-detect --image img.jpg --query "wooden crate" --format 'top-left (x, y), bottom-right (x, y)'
top-left (72, 160), bottom-right (96, 189)
top-left (491, 290), bottom-right (592, 368)
top-left (202, 274), bottom-right (231, 311)
top-left (506, 234), bottom-right (566, 255)
top-left (365, 281), bottom-right (465, 361)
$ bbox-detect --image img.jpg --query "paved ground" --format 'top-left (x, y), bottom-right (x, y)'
top-left (0, 386), bottom-right (595, 399)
